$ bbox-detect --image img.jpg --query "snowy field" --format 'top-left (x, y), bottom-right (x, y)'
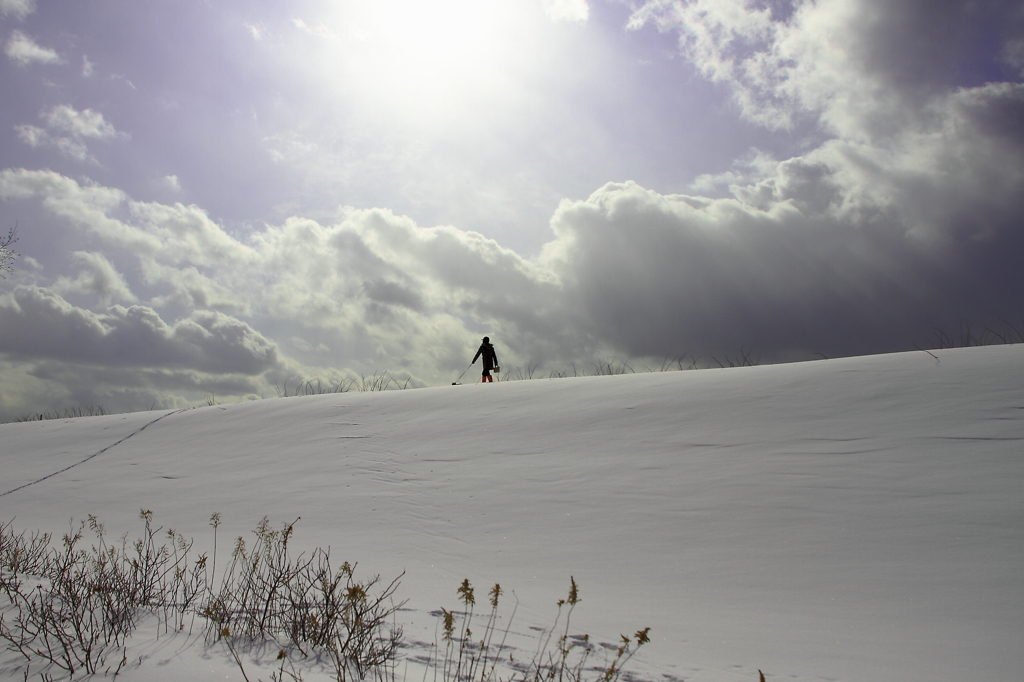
top-left (1, 345), bottom-right (1022, 682)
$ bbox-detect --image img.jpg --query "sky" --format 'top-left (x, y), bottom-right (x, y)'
top-left (0, 0), bottom-right (1022, 418)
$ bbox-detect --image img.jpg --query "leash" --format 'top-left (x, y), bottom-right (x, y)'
top-left (453, 363), bottom-right (473, 385)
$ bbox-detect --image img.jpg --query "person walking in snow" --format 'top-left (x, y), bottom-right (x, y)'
top-left (472, 336), bottom-right (499, 383)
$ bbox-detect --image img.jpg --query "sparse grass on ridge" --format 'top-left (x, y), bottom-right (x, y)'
top-left (922, 319), bottom-right (1024, 349)
top-left (11, 405), bottom-right (109, 423)
top-left (1, 513), bottom-right (664, 682)
top-left (275, 371), bottom-right (412, 397)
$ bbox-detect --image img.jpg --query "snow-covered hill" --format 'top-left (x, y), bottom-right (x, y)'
top-left (2, 345), bottom-right (1022, 682)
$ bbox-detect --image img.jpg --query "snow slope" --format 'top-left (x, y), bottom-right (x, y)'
top-left (1, 345), bottom-right (1022, 682)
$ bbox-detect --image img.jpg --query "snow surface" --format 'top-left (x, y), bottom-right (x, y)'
top-left (1, 345), bottom-right (1022, 682)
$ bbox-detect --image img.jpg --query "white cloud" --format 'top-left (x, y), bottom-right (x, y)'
top-left (0, 0), bottom-right (36, 20)
top-left (163, 175), bottom-right (181, 192)
top-left (81, 54), bottom-right (94, 77)
top-left (108, 73), bottom-right (137, 90)
top-left (292, 18), bottom-right (337, 40)
top-left (52, 251), bottom-right (136, 304)
top-left (1005, 40), bottom-right (1024, 77)
top-left (689, 149), bottom-right (780, 194)
top-left (542, 0), bottom-right (589, 23)
top-left (12, 123), bottom-right (46, 147)
top-left (4, 30), bottom-right (59, 66)
top-left (146, 262), bottom-right (249, 315)
top-left (14, 105), bottom-right (124, 162)
top-left (288, 336), bottom-right (330, 354)
top-left (244, 22), bottom-right (266, 41)
top-left (14, 124), bottom-right (93, 162)
top-left (43, 105), bottom-right (119, 139)
top-left (630, 0), bottom-right (783, 121)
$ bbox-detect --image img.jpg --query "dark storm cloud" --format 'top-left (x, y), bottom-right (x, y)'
top-left (584, 0), bottom-right (1024, 360)
top-left (0, 286), bottom-right (281, 375)
top-left (24, 360), bottom-right (266, 410)
top-left (540, 170), bottom-right (1023, 361)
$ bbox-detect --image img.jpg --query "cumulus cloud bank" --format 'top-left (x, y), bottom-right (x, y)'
top-left (0, 286), bottom-right (278, 375)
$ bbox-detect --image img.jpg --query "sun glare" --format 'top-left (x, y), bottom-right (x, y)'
top-left (316, 0), bottom-right (539, 127)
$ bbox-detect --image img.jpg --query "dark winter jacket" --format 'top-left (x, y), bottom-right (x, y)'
top-left (473, 342), bottom-right (498, 371)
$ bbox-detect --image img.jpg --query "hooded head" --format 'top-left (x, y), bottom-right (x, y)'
top-left (482, 336), bottom-right (490, 343)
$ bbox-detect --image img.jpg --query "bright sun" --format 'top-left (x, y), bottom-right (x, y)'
top-left (315, 0), bottom-right (537, 127)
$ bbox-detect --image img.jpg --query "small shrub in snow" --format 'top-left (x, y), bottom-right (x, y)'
top-left (203, 515), bottom-right (404, 682)
top-left (0, 512), bottom-right (200, 676)
top-left (1, 515), bottom-right (659, 682)
top-left (0, 512), bottom-right (402, 681)
top-left (431, 577), bottom-right (650, 682)
top-left (0, 516), bottom-right (659, 679)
